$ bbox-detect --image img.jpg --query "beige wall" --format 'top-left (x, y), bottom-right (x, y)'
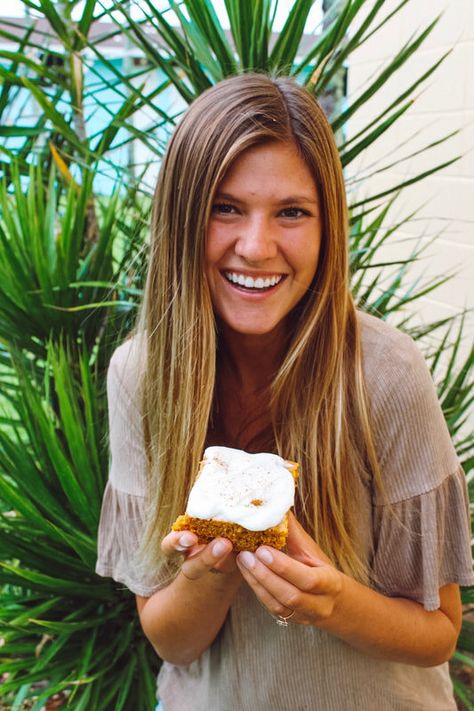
top-left (346, 0), bottom-right (473, 332)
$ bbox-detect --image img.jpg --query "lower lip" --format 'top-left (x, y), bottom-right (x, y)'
top-left (221, 274), bottom-right (286, 298)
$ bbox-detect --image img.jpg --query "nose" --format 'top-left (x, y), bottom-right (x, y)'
top-left (234, 215), bottom-right (277, 263)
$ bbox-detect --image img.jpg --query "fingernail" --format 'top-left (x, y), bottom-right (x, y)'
top-left (238, 551), bottom-right (255, 569)
top-left (212, 540), bottom-right (228, 557)
top-left (256, 548), bottom-right (273, 565)
top-left (179, 533), bottom-right (195, 548)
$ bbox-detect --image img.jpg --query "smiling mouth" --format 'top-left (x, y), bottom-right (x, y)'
top-left (223, 271), bottom-right (284, 291)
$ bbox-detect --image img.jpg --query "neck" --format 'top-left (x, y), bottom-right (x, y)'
top-left (217, 322), bottom-right (289, 394)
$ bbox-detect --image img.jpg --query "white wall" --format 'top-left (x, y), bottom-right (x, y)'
top-left (346, 0), bottom-right (473, 333)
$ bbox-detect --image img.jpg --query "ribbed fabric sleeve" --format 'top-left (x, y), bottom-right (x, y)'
top-left (360, 314), bottom-right (460, 504)
top-left (95, 338), bottom-right (174, 595)
top-left (95, 482), bottom-right (172, 596)
top-left (105, 338), bottom-right (147, 497)
top-left (359, 312), bottom-right (473, 609)
top-left (372, 466), bottom-right (473, 610)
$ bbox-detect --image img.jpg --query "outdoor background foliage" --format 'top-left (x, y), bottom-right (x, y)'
top-left (0, 1), bottom-right (472, 709)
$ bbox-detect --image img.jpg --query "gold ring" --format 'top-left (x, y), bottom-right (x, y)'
top-left (274, 609), bottom-right (295, 627)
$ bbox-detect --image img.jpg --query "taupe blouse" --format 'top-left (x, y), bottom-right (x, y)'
top-left (96, 312), bottom-right (473, 711)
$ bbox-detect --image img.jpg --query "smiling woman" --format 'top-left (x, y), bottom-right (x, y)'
top-left (95, 73), bottom-right (473, 711)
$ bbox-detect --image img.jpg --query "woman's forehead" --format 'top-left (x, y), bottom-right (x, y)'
top-left (215, 142), bottom-right (320, 202)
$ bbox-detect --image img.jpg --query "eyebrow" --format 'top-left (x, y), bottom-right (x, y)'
top-left (214, 191), bottom-right (318, 205)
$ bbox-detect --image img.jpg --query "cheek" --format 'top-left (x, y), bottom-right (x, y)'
top-left (300, 236), bottom-right (321, 280)
top-left (312, 242), bottom-right (322, 274)
top-left (204, 234), bottom-right (225, 292)
top-left (205, 224), bottom-right (224, 264)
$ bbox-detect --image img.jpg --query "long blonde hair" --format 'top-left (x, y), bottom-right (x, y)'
top-left (137, 73), bottom-right (381, 582)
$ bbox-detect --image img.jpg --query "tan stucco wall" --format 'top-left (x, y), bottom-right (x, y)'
top-left (346, 0), bottom-right (473, 331)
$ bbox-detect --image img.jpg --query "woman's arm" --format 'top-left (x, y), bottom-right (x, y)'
top-left (136, 532), bottom-right (242, 666)
top-left (236, 513), bottom-right (462, 667)
top-left (321, 577), bottom-right (460, 666)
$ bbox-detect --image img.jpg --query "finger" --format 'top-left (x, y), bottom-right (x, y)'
top-left (238, 564), bottom-right (295, 620)
top-left (286, 512), bottom-right (332, 566)
top-left (240, 547), bottom-right (339, 598)
top-left (186, 543), bottom-right (207, 559)
top-left (161, 530), bottom-right (198, 556)
top-left (182, 538), bottom-right (234, 580)
top-left (237, 551), bottom-right (301, 619)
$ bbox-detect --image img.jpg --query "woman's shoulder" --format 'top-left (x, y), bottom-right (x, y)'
top-left (108, 332), bottom-right (146, 394)
top-left (106, 334), bottom-right (148, 495)
top-left (357, 310), bottom-right (418, 366)
top-left (356, 311), bottom-right (458, 499)
top-left (355, 309), bottom-right (441, 431)
top-left (356, 310), bottom-right (429, 395)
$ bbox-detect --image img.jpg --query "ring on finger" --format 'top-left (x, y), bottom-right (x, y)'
top-left (274, 608), bottom-right (296, 627)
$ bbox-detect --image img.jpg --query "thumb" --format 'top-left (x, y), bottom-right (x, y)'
top-left (286, 511), bottom-right (333, 567)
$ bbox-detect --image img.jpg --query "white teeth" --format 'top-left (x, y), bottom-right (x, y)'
top-left (224, 272), bottom-right (283, 290)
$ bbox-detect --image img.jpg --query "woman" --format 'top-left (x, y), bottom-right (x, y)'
top-left (96, 74), bottom-right (473, 710)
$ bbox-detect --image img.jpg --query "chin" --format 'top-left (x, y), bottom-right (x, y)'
top-left (238, 326), bottom-right (276, 336)
top-left (220, 318), bottom-right (285, 338)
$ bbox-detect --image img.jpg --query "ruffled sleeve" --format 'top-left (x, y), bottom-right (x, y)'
top-left (96, 482), bottom-right (171, 597)
top-left (95, 337), bottom-right (172, 597)
top-left (359, 312), bottom-right (474, 610)
top-left (372, 466), bottom-right (473, 610)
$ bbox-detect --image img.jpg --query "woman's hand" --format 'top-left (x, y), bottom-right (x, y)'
top-left (234, 512), bottom-right (461, 665)
top-left (138, 531), bottom-right (242, 666)
top-left (161, 530), bottom-right (239, 580)
top-left (236, 512), bottom-right (343, 625)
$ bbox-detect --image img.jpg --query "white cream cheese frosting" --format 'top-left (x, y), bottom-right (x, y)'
top-left (186, 446), bottom-right (296, 530)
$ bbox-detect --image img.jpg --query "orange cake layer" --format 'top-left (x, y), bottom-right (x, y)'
top-left (172, 513), bottom-right (289, 552)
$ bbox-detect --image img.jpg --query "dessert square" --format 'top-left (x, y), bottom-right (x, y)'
top-left (172, 446), bottom-right (298, 552)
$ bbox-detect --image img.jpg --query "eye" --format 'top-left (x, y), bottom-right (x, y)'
top-left (212, 203), bottom-right (238, 215)
top-left (279, 207), bottom-right (309, 219)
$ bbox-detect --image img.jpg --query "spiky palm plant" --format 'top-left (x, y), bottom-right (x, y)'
top-left (0, 1), bottom-right (471, 708)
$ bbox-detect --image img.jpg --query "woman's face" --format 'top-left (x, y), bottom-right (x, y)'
top-left (206, 141), bottom-right (322, 338)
